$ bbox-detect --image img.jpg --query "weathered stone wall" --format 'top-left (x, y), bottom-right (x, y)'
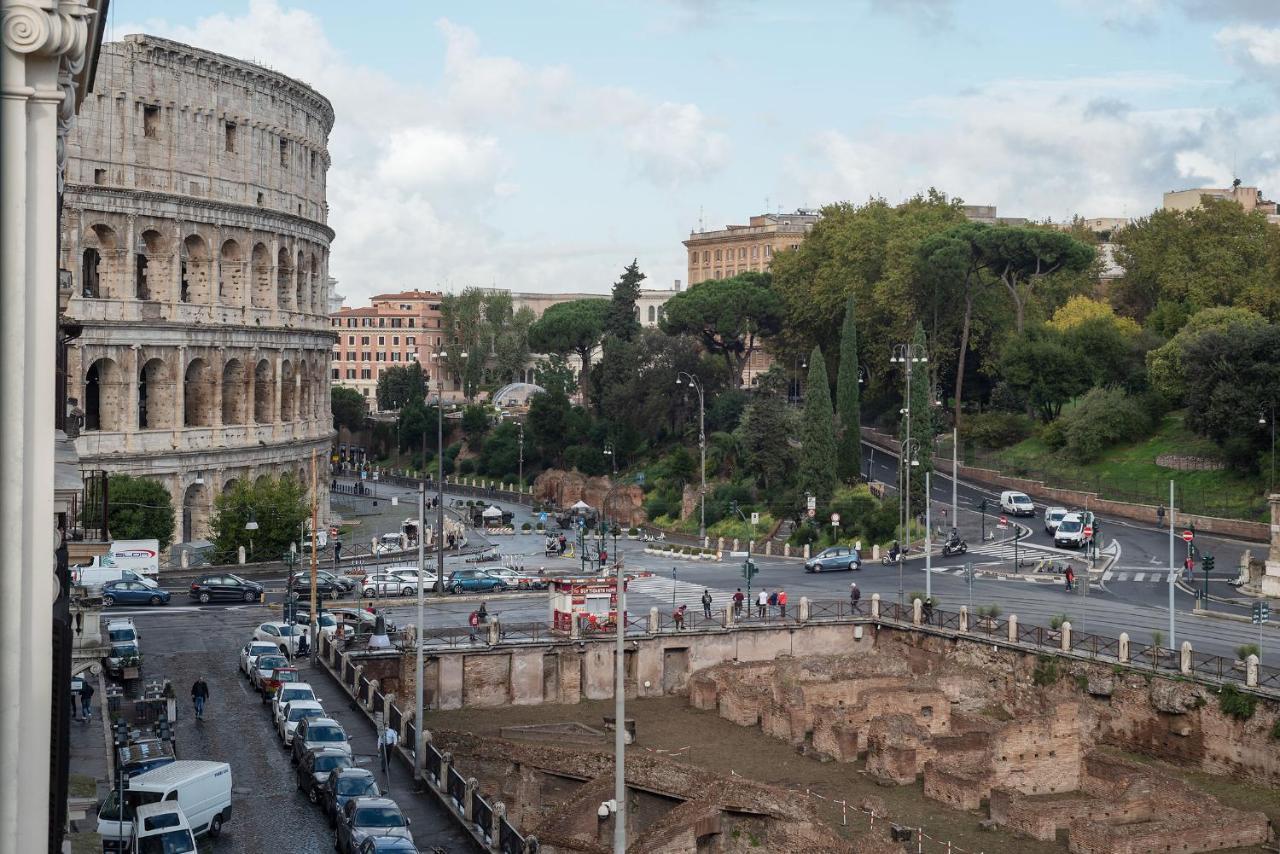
top-left (532, 469), bottom-right (647, 527)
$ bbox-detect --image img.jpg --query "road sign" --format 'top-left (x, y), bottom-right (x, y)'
top-left (830, 513), bottom-right (840, 524)
top-left (1083, 525), bottom-right (1094, 539)
top-left (807, 508), bottom-right (816, 518)
top-left (1182, 529), bottom-right (1194, 543)
top-left (750, 511), bottom-right (759, 526)
top-left (1252, 601), bottom-right (1271, 625)
top-left (997, 515), bottom-right (1008, 529)
top-left (540, 512), bottom-right (548, 523)
top-left (806, 495), bottom-right (816, 511)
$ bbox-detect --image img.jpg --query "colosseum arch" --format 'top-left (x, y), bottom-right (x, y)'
top-left (221, 358), bottom-right (247, 424)
top-left (251, 242), bottom-right (272, 308)
top-left (136, 229), bottom-right (166, 301)
top-left (180, 234), bottom-right (211, 304)
top-left (137, 357), bottom-right (175, 429)
top-left (223, 476), bottom-right (240, 495)
top-left (295, 250), bottom-right (310, 315)
top-left (280, 359), bottom-right (297, 422)
top-left (298, 360), bottom-right (313, 423)
top-left (81, 224), bottom-right (119, 299)
top-left (83, 357), bottom-right (124, 431)
top-left (181, 481), bottom-right (210, 543)
top-left (183, 358), bottom-right (216, 427)
top-left (276, 247), bottom-right (293, 311)
top-left (219, 239), bottom-right (244, 305)
top-left (253, 358), bottom-right (274, 423)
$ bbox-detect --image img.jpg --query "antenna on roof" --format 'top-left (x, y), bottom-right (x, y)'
top-left (698, 205), bottom-right (704, 232)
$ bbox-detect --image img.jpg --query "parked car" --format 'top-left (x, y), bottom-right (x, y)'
top-left (104, 641), bottom-right (141, 679)
top-left (999, 491), bottom-right (1036, 517)
top-left (101, 580), bottom-right (170, 607)
top-left (261, 665), bottom-right (300, 704)
top-left (1043, 507), bottom-right (1070, 534)
top-left (250, 654), bottom-right (288, 692)
top-left (286, 572), bottom-right (346, 600)
top-left (359, 573), bottom-right (417, 598)
top-left (254, 621), bottom-right (310, 656)
top-left (290, 568), bottom-right (355, 592)
top-left (278, 699), bottom-right (326, 747)
top-left (446, 568), bottom-right (507, 594)
top-left (105, 618), bottom-right (139, 645)
top-left (321, 768), bottom-right (379, 825)
top-left (296, 746), bottom-right (354, 804)
top-left (239, 641), bottom-right (279, 679)
top-left (358, 835), bottom-right (418, 854)
top-left (291, 717), bottom-right (351, 765)
top-left (481, 566), bottom-right (547, 589)
top-left (804, 546), bottom-right (861, 573)
top-left (272, 682), bottom-right (318, 728)
top-left (384, 568), bottom-right (439, 590)
top-left (334, 797), bottom-right (413, 854)
top-left (1054, 512), bottom-right (1092, 549)
top-left (188, 573), bottom-right (262, 603)
top-left (328, 608), bottom-right (395, 637)
top-left (130, 801), bottom-right (197, 854)
top-left (97, 760), bottom-right (233, 850)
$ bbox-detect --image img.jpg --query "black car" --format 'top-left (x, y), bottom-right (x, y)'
top-left (189, 573), bottom-right (263, 603)
top-left (321, 767), bottom-right (379, 825)
top-left (296, 746), bottom-right (353, 804)
top-left (288, 571), bottom-right (348, 599)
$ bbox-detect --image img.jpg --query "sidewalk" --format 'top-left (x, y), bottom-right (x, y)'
top-left (66, 672), bottom-right (110, 852)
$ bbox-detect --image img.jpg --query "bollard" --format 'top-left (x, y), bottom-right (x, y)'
top-left (491, 801), bottom-right (507, 851)
top-left (1007, 615), bottom-right (1018, 644)
top-left (1060, 621), bottom-right (1071, 652)
top-left (649, 606), bottom-right (659, 634)
top-left (1180, 641), bottom-right (1192, 676)
top-left (1118, 632), bottom-right (1129, 663)
top-left (703, 536), bottom-right (710, 549)
top-left (798, 597), bottom-right (809, 623)
top-left (522, 836), bottom-right (540, 854)
top-left (1246, 654), bottom-right (1259, 687)
top-left (724, 601), bottom-right (735, 628)
top-left (733, 538), bottom-right (739, 552)
top-left (438, 751), bottom-right (452, 793)
top-left (958, 605), bottom-right (968, 633)
top-left (463, 776), bottom-right (478, 820)
top-left (912, 598), bottom-right (922, 627)
top-left (488, 619), bottom-right (501, 646)
top-left (237, 545), bottom-right (246, 565)
top-left (180, 550), bottom-right (190, 569)
top-left (872, 544), bottom-right (880, 561)
top-left (784, 543), bottom-right (791, 558)
top-left (717, 536), bottom-right (725, 552)
top-left (803, 544), bottom-right (810, 560)
top-left (366, 679), bottom-right (379, 712)
top-left (870, 593), bottom-right (881, 619)
top-left (765, 541), bottom-right (772, 556)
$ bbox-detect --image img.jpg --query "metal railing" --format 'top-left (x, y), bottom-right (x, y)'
top-left (472, 795), bottom-right (494, 844)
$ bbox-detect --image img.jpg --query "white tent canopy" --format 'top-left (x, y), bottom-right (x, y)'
top-left (482, 505), bottom-right (504, 518)
top-left (570, 500), bottom-right (592, 511)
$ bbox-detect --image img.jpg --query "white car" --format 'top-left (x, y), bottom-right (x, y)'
top-left (481, 566), bottom-right (547, 590)
top-left (359, 573), bottom-right (416, 598)
top-left (253, 621), bottom-right (310, 655)
top-left (278, 699), bottom-right (326, 746)
top-left (1044, 507), bottom-right (1070, 533)
top-left (999, 490), bottom-right (1036, 517)
top-left (271, 682), bottom-right (318, 727)
top-left (239, 641), bottom-right (278, 678)
top-left (1054, 512), bottom-right (1091, 549)
top-left (386, 568), bottom-right (438, 590)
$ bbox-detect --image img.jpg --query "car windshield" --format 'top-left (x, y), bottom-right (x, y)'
top-left (257, 656), bottom-right (287, 671)
top-left (1058, 520), bottom-right (1082, 533)
top-left (279, 624), bottom-right (305, 636)
top-left (111, 643), bottom-right (138, 657)
top-left (354, 806), bottom-right (404, 827)
top-left (281, 687), bottom-right (313, 703)
top-left (309, 726), bottom-right (345, 742)
top-left (138, 829), bottom-right (195, 854)
top-left (108, 628), bottom-right (135, 642)
top-left (275, 670), bottom-right (299, 682)
top-left (314, 754), bottom-right (351, 772)
top-left (1049, 510), bottom-right (1065, 520)
top-left (1013, 496), bottom-right (1032, 506)
top-left (249, 644), bottom-right (274, 656)
top-left (288, 706), bottom-right (322, 722)
top-left (318, 615), bottom-right (336, 627)
top-left (336, 777), bottom-right (378, 796)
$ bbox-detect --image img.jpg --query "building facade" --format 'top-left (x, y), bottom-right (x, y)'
top-left (683, 211), bottom-right (818, 286)
top-left (330, 290), bottom-right (444, 407)
top-left (61, 35), bottom-right (336, 544)
top-left (1163, 183), bottom-right (1278, 214)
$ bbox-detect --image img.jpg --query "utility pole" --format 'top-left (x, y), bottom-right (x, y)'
top-left (1168, 480), bottom-right (1176, 650)
top-left (925, 471), bottom-right (932, 606)
top-left (613, 551), bottom-right (627, 852)
top-left (951, 427), bottom-right (958, 531)
top-left (309, 451), bottom-right (319, 666)
top-left (676, 372), bottom-right (706, 541)
top-left (517, 421), bottom-right (524, 489)
top-left (436, 383), bottom-right (445, 598)
top-left (415, 481), bottom-right (426, 777)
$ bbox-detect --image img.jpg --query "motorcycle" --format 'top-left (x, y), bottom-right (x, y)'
top-left (880, 550), bottom-right (902, 566)
top-left (941, 536), bottom-right (968, 557)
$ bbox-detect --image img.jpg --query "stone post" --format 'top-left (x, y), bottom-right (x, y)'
top-left (570, 615), bottom-right (581, 640)
top-left (1007, 615), bottom-right (1017, 644)
top-left (703, 536), bottom-right (710, 549)
top-left (798, 597), bottom-right (809, 622)
top-left (872, 544), bottom-right (880, 561)
top-left (784, 544), bottom-right (791, 558)
top-left (870, 593), bottom-right (881, 619)
top-left (765, 541), bottom-right (772, 556)
top-left (1180, 641), bottom-right (1192, 676)
top-left (180, 550), bottom-right (189, 569)
top-left (912, 598), bottom-right (922, 626)
top-left (438, 751), bottom-right (452, 793)
top-left (1118, 632), bottom-right (1129, 663)
top-left (958, 605), bottom-right (968, 633)
top-left (464, 777), bottom-right (478, 820)
top-left (1060, 622), bottom-right (1071, 652)
top-left (1246, 654), bottom-right (1259, 688)
top-left (803, 544), bottom-right (810, 560)
top-left (491, 801), bottom-right (507, 851)
top-left (487, 619), bottom-right (500, 646)
top-left (237, 545), bottom-right (246, 564)
top-left (717, 536), bottom-right (724, 552)
top-left (724, 601), bottom-right (734, 628)
top-left (522, 837), bottom-right (540, 854)
top-left (732, 538), bottom-right (739, 552)
top-left (648, 606), bottom-right (659, 634)
top-left (366, 679), bottom-right (378, 712)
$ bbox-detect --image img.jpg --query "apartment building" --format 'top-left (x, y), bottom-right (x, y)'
top-left (683, 210), bottom-right (819, 286)
top-left (330, 289), bottom-right (443, 407)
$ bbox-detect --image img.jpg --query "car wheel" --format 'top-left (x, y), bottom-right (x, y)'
top-left (198, 591), bottom-right (211, 604)
top-left (149, 595), bottom-right (163, 606)
top-left (362, 588), bottom-right (375, 597)
top-left (849, 561), bottom-right (858, 571)
top-left (402, 587), bottom-right (414, 597)
top-left (101, 594), bottom-right (115, 607)
top-left (452, 584), bottom-right (464, 594)
top-left (244, 590), bottom-right (257, 602)
top-left (209, 815), bottom-right (223, 837)
top-left (494, 583), bottom-right (507, 592)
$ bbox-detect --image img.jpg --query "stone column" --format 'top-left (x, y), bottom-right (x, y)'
top-left (123, 214), bottom-right (137, 301)
top-left (1261, 494), bottom-right (1280, 597)
top-left (912, 598), bottom-right (922, 626)
top-left (212, 347), bottom-right (224, 432)
top-left (958, 605), bottom-right (968, 633)
top-left (648, 606), bottom-right (659, 634)
top-left (210, 225), bottom-right (221, 315)
top-left (1180, 641), bottom-right (1192, 676)
top-left (870, 593), bottom-right (880, 619)
top-left (1060, 621), bottom-right (1071, 652)
top-left (272, 349), bottom-right (282, 440)
top-left (126, 345), bottom-right (140, 449)
top-left (1007, 614), bottom-right (1017, 644)
top-left (463, 777), bottom-right (478, 821)
top-left (269, 236), bottom-right (281, 325)
top-left (1246, 654), bottom-right (1259, 688)
top-left (173, 345), bottom-right (187, 438)
top-left (171, 220), bottom-right (183, 304)
top-left (1118, 632), bottom-right (1129, 663)
top-left (438, 751), bottom-right (452, 794)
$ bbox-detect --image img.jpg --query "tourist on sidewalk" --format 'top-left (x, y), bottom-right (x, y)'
top-left (850, 582), bottom-right (862, 615)
top-left (672, 604), bottom-right (687, 631)
top-left (777, 589), bottom-right (788, 618)
top-left (79, 678), bottom-right (94, 721)
top-left (756, 589), bottom-right (768, 618)
top-left (767, 589), bottom-right (778, 616)
top-left (732, 588), bottom-right (744, 617)
top-left (701, 589), bottom-right (713, 619)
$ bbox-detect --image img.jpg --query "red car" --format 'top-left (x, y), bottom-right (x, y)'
top-left (261, 665), bottom-right (299, 704)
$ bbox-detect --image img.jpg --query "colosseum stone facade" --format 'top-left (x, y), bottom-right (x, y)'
top-left (61, 35), bottom-right (335, 544)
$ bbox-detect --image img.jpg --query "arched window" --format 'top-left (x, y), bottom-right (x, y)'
top-left (81, 249), bottom-right (101, 298)
top-left (648, 305), bottom-right (656, 323)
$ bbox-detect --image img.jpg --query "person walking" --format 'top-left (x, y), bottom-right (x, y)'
top-left (756, 589), bottom-right (768, 618)
top-left (79, 678), bottom-right (94, 722)
top-left (672, 604), bottom-right (687, 631)
top-left (767, 589), bottom-right (778, 616)
top-left (732, 588), bottom-right (745, 617)
top-left (777, 589), bottom-right (788, 618)
top-left (1156, 504), bottom-right (1165, 528)
top-left (191, 677), bottom-right (209, 721)
top-left (701, 589), bottom-right (713, 619)
top-left (850, 582), bottom-right (862, 615)
top-left (379, 725), bottom-right (399, 774)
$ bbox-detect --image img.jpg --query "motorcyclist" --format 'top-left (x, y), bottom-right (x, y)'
top-left (946, 528), bottom-right (962, 548)
top-left (888, 540), bottom-right (901, 562)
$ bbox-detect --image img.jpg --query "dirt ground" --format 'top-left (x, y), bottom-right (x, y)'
top-left (427, 697), bottom-right (1274, 854)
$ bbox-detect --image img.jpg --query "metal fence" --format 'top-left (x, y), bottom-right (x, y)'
top-left (472, 795), bottom-right (493, 844)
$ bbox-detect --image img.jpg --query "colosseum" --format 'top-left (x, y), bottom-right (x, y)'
top-left (61, 35), bottom-right (334, 544)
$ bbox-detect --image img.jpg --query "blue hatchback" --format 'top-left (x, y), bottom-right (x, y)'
top-left (446, 569), bottom-right (507, 594)
top-left (101, 580), bottom-right (170, 607)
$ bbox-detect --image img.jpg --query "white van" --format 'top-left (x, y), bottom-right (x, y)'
top-left (97, 759), bottom-right (233, 850)
top-left (131, 802), bottom-right (196, 854)
top-left (84, 539), bottom-right (162, 580)
top-left (73, 565), bottom-right (159, 594)
top-left (999, 491), bottom-right (1036, 517)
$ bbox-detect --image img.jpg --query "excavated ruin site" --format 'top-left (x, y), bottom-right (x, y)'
top-left (424, 629), bottom-right (1280, 853)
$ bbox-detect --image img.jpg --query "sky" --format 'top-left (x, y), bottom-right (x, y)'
top-left (103, 0), bottom-right (1280, 305)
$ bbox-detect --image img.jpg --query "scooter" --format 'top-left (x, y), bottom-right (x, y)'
top-left (941, 536), bottom-right (968, 557)
top-left (881, 550), bottom-right (902, 566)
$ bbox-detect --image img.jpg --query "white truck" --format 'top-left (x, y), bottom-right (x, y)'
top-left (80, 539), bottom-right (162, 580)
top-left (97, 759), bottom-right (233, 851)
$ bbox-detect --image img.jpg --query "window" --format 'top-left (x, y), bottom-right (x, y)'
top-left (714, 269), bottom-right (721, 279)
top-left (347, 336), bottom-right (354, 345)
top-left (647, 305), bottom-right (656, 323)
top-left (764, 245), bottom-right (772, 258)
top-left (81, 249), bottom-right (101, 298)
top-left (361, 351), bottom-right (371, 362)
top-left (377, 336), bottom-right (385, 346)
top-left (408, 319), bottom-right (415, 328)
top-left (702, 251), bottom-right (709, 263)
top-left (345, 369), bottom-right (355, 379)
top-left (378, 318), bottom-right (385, 327)
top-left (375, 353), bottom-right (385, 362)
top-left (143, 104), bottom-right (160, 138)
top-left (345, 352), bottom-right (354, 361)
top-left (360, 369), bottom-right (372, 380)
top-left (690, 252), bottom-right (696, 264)
top-left (392, 337), bottom-right (399, 345)
top-left (93, 168), bottom-right (106, 185)
top-left (391, 352), bottom-right (401, 362)
top-left (714, 249), bottom-right (722, 261)
top-left (751, 245), bottom-right (759, 259)
top-left (406, 336), bottom-right (415, 346)
top-left (279, 138), bottom-right (288, 167)
top-left (256, 192), bottom-right (264, 206)
top-left (360, 336), bottom-right (370, 345)
top-left (224, 122), bottom-right (237, 152)
top-left (310, 150), bottom-right (317, 176)
top-left (739, 247), bottom-right (746, 259)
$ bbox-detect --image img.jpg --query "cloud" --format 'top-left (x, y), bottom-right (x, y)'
top-left (1062, 0), bottom-right (1280, 33)
top-left (867, 0), bottom-right (955, 31)
top-left (1083, 97), bottom-right (1134, 120)
top-left (1216, 24), bottom-right (1280, 82)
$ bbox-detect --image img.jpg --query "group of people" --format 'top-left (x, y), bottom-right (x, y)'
top-left (727, 588), bottom-right (789, 618)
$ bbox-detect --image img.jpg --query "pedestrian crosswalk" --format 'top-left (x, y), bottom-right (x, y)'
top-left (624, 576), bottom-right (733, 609)
top-left (964, 541), bottom-right (1069, 563)
top-left (1102, 568), bottom-right (1177, 584)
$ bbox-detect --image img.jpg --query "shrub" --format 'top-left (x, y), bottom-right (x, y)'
top-left (1032, 655), bottom-right (1060, 686)
top-left (1049, 613), bottom-right (1071, 631)
top-left (1218, 684), bottom-right (1257, 721)
top-left (521, 522), bottom-right (531, 531)
top-left (1151, 630), bottom-right (1164, 649)
top-left (535, 522), bottom-right (544, 531)
top-left (1057, 387), bottom-right (1156, 462)
top-left (627, 527), bottom-right (638, 536)
top-left (962, 412), bottom-right (1035, 450)
top-left (1040, 418), bottom-right (1067, 450)
top-left (1236, 643), bottom-right (1261, 662)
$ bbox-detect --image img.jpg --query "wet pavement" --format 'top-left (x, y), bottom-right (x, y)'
top-left (73, 601), bottom-right (477, 853)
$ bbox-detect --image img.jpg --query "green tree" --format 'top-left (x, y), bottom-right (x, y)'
top-left (492, 305), bottom-right (535, 386)
top-left (527, 298), bottom-right (609, 406)
top-left (1146, 306), bottom-right (1267, 401)
top-left (737, 366), bottom-right (798, 492)
top-left (526, 387), bottom-right (572, 467)
top-left (998, 326), bottom-right (1088, 421)
top-left (799, 346), bottom-right (837, 503)
top-left (835, 295), bottom-right (863, 482)
top-left (659, 272), bottom-right (783, 386)
top-left (331, 387), bottom-right (367, 432)
top-left (604, 259), bottom-right (644, 342)
top-left (209, 475), bottom-right (309, 563)
top-left (375, 362), bottom-right (424, 411)
top-left (1182, 322), bottom-right (1280, 470)
top-left (103, 475), bottom-right (175, 550)
top-left (971, 225), bottom-right (1094, 333)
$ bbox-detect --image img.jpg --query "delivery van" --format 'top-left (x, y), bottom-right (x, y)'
top-left (97, 759), bottom-right (232, 850)
top-left (72, 564), bottom-right (159, 593)
top-left (84, 539), bottom-right (162, 580)
top-left (130, 802), bottom-right (196, 854)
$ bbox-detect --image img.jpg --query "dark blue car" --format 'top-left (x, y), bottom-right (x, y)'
top-left (446, 569), bottom-right (507, 594)
top-left (101, 580), bottom-right (170, 607)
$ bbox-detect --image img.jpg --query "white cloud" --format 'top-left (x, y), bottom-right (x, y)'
top-left (1216, 24), bottom-right (1280, 78)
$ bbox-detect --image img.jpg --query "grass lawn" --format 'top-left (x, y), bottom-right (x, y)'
top-left (978, 412), bottom-right (1267, 521)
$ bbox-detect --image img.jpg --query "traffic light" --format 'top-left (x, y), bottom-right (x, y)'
top-left (1203, 554), bottom-right (1215, 574)
top-left (742, 558), bottom-right (758, 581)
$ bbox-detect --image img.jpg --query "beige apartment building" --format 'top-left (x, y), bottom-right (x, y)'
top-left (330, 289), bottom-right (446, 408)
top-left (1163, 183), bottom-right (1277, 214)
top-left (683, 210), bottom-right (819, 285)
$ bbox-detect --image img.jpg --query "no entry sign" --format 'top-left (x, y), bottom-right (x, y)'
top-left (1182, 529), bottom-right (1194, 543)
top-left (1083, 525), bottom-right (1094, 539)
top-left (997, 515), bottom-right (1008, 529)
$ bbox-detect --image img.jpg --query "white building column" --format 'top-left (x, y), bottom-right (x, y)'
top-left (0, 1), bottom-right (103, 849)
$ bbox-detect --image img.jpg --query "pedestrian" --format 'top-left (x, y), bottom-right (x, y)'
top-left (767, 589), bottom-right (778, 616)
top-left (701, 589), bottom-right (713, 619)
top-left (1157, 504), bottom-right (1165, 528)
top-left (79, 678), bottom-right (94, 721)
top-left (850, 582), bottom-right (862, 615)
top-left (191, 676), bottom-right (209, 721)
top-left (333, 540), bottom-right (343, 562)
top-left (468, 609), bottom-right (480, 642)
top-left (672, 604), bottom-right (686, 631)
top-left (732, 588), bottom-right (744, 617)
top-left (1064, 565), bottom-right (1075, 591)
top-left (71, 680), bottom-right (81, 721)
top-left (757, 589), bottom-right (768, 618)
top-left (777, 589), bottom-right (788, 618)
top-left (379, 725), bottom-right (399, 773)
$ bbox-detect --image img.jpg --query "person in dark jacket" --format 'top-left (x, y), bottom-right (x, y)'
top-left (79, 678), bottom-right (95, 721)
top-left (191, 677), bottom-right (210, 720)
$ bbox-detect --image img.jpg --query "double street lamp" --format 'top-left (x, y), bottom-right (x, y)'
top-left (603, 443), bottom-right (617, 476)
top-left (897, 438), bottom-right (920, 608)
top-left (675, 372), bottom-right (706, 541)
top-left (1260, 405), bottom-right (1276, 494)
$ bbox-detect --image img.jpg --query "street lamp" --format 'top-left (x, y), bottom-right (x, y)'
top-left (1260, 405), bottom-right (1275, 493)
top-left (897, 438), bottom-right (920, 609)
top-left (603, 443), bottom-right (617, 476)
top-left (890, 339), bottom-right (928, 603)
top-left (517, 421), bottom-right (524, 489)
top-left (792, 354), bottom-right (808, 404)
top-left (245, 511), bottom-right (259, 561)
top-left (675, 372), bottom-right (707, 541)
top-left (426, 348), bottom-right (467, 596)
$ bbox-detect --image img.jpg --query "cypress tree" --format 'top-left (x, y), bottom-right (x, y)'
top-left (799, 346), bottom-right (837, 504)
top-left (835, 295), bottom-right (863, 482)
